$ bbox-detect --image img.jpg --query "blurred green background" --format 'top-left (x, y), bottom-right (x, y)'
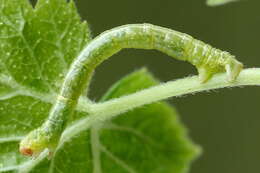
top-left (33, 0), bottom-right (260, 172)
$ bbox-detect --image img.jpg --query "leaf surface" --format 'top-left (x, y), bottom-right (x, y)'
top-left (0, 0), bottom-right (90, 172)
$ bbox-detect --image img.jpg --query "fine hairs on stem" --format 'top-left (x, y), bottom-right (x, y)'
top-left (60, 68), bottom-right (260, 149)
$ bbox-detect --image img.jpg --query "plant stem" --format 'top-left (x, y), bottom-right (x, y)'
top-left (59, 68), bottom-right (260, 148)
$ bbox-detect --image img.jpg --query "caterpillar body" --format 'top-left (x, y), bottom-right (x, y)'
top-left (20, 23), bottom-right (243, 157)
top-left (97, 24), bottom-right (243, 82)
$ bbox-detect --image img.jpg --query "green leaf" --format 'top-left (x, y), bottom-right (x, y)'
top-left (99, 69), bottom-right (200, 173)
top-left (206, 0), bottom-right (239, 6)
top-left (0, 0), bottom-right (90, 172)
top-left (27, 69), bottom-right (200, 173)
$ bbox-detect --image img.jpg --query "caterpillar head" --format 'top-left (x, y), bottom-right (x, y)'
top-left (19, 128), bottom-right (52, 157)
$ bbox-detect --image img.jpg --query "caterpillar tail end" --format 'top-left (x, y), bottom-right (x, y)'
top-left (198, 59), bottom-right (243, 83)
top-left (225, 60), bottom-right (243, 82)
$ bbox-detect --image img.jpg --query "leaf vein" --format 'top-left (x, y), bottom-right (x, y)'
top-left (100, 144), bottom-right (137, 173)
top-left (90, 126), bottom-right (102, 173)
top-left (102, 123), bottom-right (163, 149)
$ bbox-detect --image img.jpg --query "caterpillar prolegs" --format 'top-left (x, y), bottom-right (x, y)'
top-left (20, 24), bottom-right (243, 157)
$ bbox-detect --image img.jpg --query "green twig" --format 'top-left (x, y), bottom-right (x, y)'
top-left (60, 68), bottom-right (260, 148)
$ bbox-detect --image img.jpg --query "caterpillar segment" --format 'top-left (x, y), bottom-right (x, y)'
top-left (181, 36), bottom-right (243, 83)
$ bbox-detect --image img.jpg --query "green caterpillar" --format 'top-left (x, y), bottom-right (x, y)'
top-left (20, 24), bottom-right (243, 157)
top-left (75, 23), bottom-right (243, 83)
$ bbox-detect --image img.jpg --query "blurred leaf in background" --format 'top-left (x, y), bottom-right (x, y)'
top-left (206, 0), bottom-right (240, 6)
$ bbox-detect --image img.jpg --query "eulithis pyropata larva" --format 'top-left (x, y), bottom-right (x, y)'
top-left (20, 23), bottom-right (243, 157)
top-left (91, 23), bottom-right (243, 82)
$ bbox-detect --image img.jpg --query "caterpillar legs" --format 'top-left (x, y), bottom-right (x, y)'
top-left (198, 60), bottom-right (243, 83)
top-left (198, 68), bottom-right (214, 83)
top-left (225, 60), bottom-right (243, 82)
